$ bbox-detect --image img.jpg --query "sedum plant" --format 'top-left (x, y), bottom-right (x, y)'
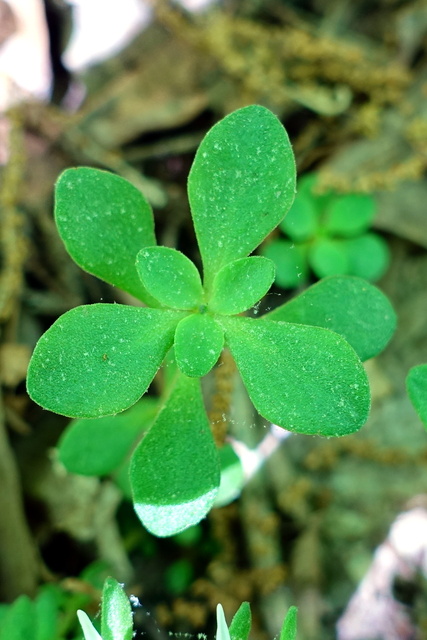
top-left (262, 173), bottom-right (390, 288)
top-left (77, 577), bottom-right (298, 640)
top-left (26, 105), bottom-right (396, 537)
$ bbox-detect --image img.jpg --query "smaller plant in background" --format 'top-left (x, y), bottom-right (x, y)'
top-left (77, 578), bottom-right (298, 640)
top-left (261, 173), bottom-right (390, 288)
top-left (407, 364), bottom-right (427, 428)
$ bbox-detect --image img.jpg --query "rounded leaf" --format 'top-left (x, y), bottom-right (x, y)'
top-left (262, 239), bottom-right (308, 288)
top-left (345, 233), bottom-right (390, 282)
top-left (265, 275), bottom-right (396, 361)
top-left (136, 246), bottom-right (204, 310)
top-left (55, 168), bottom-right (157, 303)
top-left (280, 193), bottom-right (318, 242)
top-left (323, 194), bottom-right (375, 237)
top-left (58, 398), bottom-right (158, 475)
top-left (130, 375), bottom-right (220, 536)
top-left (27, 304), bottom-right (184, 418)
top-left (220, 315), bottom-right (370, 437)
top-left (309, 238), bottom-right (349, 277)
top-left (174, 314), bottom-right (224, 377)
top-left (208, 256), bottom-right (275, 315)
top-left (188, 105), bottom-right (296, 290)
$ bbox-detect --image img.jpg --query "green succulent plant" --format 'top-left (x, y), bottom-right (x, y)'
top-left (262, 173), bottom-right (390, 288)
top-left (26, 105), bottom-right (396, 537)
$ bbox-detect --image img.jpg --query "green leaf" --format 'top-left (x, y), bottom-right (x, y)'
top-left (345, 233), bottom-right (390, 282)
top-left (299, 173), bottom-right (333, 207)
top-left (229, 602), bottom-right (251, 640)
top-left (172, 524), bottom-right (202, 547)
top-left (55, 168), bottom-right (158, 304)
top-left (101, 578), bottom-right (133, 640)
top-left (280, 193), bottom-right (318, 242)
top-left (309, 238), bottom-right (349, 278)
top-left (135, 246), bottom-right (204, 310)
top-left (407, 364), bottom-right (427, 427)
top-left (58, 398), bottom-right (159, 475)
top-left (323, 194), bottom-right (375, 237)
top-left (261, 239), bottom-right (308, 288)
top-left (77, 611), bottom-right (102, 640)
top-left (280, 606), bottom-right (298, 640)
top-left (216, 605), bottom-right (231, 640)
top-left (214, 443), bottom-right (244, 507)
top-left (220, 315), bottom-right (370, 437)
top-left (27, 304), bottom-right (184, 418)
top-left (0, 596), bottom-right (36, 640)
top-left (264, 276), bottom-right (396, 361)
top-left (35, 586), bottom-right (60, 640)
top-left (208, 257), bottom-right (275, 315)
top-left (174, 314), bottom-right (224, 377)
top-left (188, 105), bottom-right (296, 290)
top-left (130, 374), bottom-right (220, 536)
top-left (298, 173), bottom-right (336, 219)
top-left (113, 459), bottom-right (133, 499)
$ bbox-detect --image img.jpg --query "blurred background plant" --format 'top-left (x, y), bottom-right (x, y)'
top-left (261, 173), bottom-right (390, 288)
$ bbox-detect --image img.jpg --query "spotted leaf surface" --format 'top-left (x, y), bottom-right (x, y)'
top-left (220, 315), bottom-right (370, 437)
top-left (136, 246), bottom-right (204, 309)
top-left (188, 105), bottom-right (296, 291)
top-left (229, 602), bottom-right (252, 640)
top-left (208, 256), bottom-right (275, 315)
top-left (265, 275), bottom-right (396, 361)
top-left (55, 168), bottom-right (157, 303)
top-left (174, 314), bottom-right (224, 377)
top-left (130, 374), bottom-right (220, 536)
top-left (101, 578), bottom-right (133, 640)
top-left (27, 304), bottom-right (184, 418)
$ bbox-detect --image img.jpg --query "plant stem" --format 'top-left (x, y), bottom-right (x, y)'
top-left (208, 349), bottom-right (236, 447)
